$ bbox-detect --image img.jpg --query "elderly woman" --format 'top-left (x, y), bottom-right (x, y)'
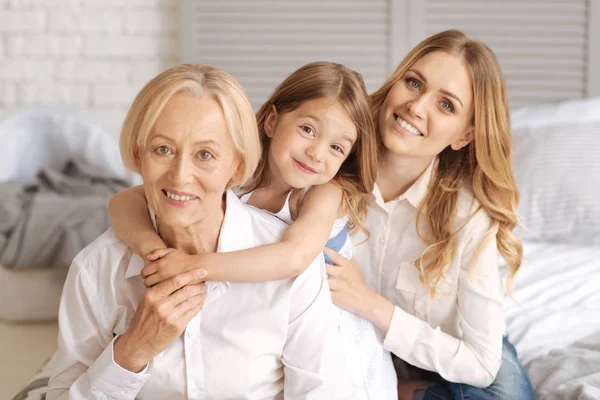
top-left (47, 65), bottom-right (353, 400)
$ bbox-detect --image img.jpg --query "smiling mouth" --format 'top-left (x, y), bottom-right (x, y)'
top-left (394, 113), bottom-right (424, 136)
top-left (293, 159), bottom-right (317, 174)
top-left (162, 189), bottom-right (198, 202)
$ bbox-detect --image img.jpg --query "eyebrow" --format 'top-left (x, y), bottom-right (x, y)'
top-left (408, 68), bottom-right (464, 108)
top-left (151, 134), bottom-right (221, 148)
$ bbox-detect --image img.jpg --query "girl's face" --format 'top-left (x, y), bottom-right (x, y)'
top-left (379, 51), bottom-right (475, 161)
top-left (265, 96), bottom-right (357, 189)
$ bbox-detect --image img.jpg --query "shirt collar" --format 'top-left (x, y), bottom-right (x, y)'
top-left (125, 190), bottom-right (255, 281)
top-left (373, 158), bottom-right (436, 210)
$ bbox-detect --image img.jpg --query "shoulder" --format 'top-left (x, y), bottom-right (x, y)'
top-left (243, 202), bottom-right (290, 239)
top-left (69, 228), bottom-right (131, 284)
top-left (303, 182), bottom-right (343, 216)
top-left (305, 182), bottom-right (343, 203)
top-left (454, 188), bottom-right (495, 238)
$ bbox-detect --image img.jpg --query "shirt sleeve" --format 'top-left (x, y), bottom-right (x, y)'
top-left (47, 259), bottom-right (150, 400)
top-left (281, 257), bottom-right (359, 400)
top-left (383, 209), bottom-right (504, 388)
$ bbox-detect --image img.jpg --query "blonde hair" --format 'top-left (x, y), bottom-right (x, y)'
top-left (370, 30), bottom-right (522, 295)
top-left (243, 62), bottom-right (378, 235)
top-left (120, 64), bottom-right (260, 189)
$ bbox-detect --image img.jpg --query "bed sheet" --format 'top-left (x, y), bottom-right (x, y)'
top-left (504, 241), bottom-right (600, 365)
top-left (503, 241), bottom-right (600, 398)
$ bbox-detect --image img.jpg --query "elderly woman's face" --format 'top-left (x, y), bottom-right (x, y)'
top-left (139, 93), bottom-right (240, 228)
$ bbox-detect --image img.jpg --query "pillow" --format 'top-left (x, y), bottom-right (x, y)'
top-left (0, 107), bottom-right (141, 185)
top-left (511, 97), bottom-right (600, 245)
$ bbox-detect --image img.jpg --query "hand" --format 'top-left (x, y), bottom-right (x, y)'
top-left (114, 268), bottom-right (208, 372)
top-left (142, 248), bottom-right (207, 287)
top-left (324, 248), bottom-right (395, 334)
top-left (323, 248), bottom-right (378, 316)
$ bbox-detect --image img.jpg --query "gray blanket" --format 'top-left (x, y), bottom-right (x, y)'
top-left (527, 333), bottom-right (600, 400)
top-left (0, 162), bottom-right (129, 269)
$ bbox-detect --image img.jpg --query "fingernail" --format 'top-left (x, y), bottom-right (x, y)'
top-left (197, 269), bottom-right (207, 278)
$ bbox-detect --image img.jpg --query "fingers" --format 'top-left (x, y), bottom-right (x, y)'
top-left (141, 263), bottom-right (156, 279)
top-left (326, 265), bottom-right (343, 278)
top-left (327, 277), bottom-right (343, 292)
top-left (152, 268), bottom-right (208, 298)
top-left (177, 294), bottom-right (208, 324)
top-left (146, 247), bottom-right (173, 261)
top-left (323, 248), bottom-right (347, 266)
top-left (165, 283), bottom-right (208, 310)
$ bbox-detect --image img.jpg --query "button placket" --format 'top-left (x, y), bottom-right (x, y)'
top-left (185, 315), bottom-right (205, 399)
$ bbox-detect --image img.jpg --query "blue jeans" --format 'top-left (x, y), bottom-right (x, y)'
top-left (404, 337), bottom-right (535, 400)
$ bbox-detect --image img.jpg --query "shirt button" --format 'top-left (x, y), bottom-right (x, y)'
top-left (187, 330), bottom-right (198, 339)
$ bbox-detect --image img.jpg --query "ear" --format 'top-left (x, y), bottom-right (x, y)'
top-left (450, 127), bottom-right (474, 151)
top-left (264, 105), bottom-right (279, 138)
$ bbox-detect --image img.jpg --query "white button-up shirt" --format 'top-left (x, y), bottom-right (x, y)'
top-left (353, 161), bottom-right (504, 387)
top-left (48, 191), bottom-right (356, 400)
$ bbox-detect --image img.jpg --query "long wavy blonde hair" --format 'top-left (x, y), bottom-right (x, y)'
top-left (242, 62), bottom-right (378, 235)
top-left (370, 30), bottom-right (522, 294)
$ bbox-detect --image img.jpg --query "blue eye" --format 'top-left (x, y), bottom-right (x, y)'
top-left (441, 100), bottom-right (455, 112)
top-left (407, 78), bottom-right (420, 90)
top-left (156, 146), bottom-right (172, 155)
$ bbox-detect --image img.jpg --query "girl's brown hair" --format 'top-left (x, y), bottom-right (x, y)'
top-left (242, 62), bottom-right (378, 235)
top-left (370, 30), bottom-right (522, 295)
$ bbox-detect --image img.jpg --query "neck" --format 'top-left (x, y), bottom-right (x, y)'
top-left (157, 196), bottom-right (226, 255)
top-left (377, 150), bottom-right (434, 203)
top-left (248, 163), bottom-right (294, 213)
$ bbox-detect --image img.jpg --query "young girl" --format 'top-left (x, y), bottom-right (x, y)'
top-left (109, 62), bottom-right (398, 399)
top-left (325, 30), bottom-right (535, 400)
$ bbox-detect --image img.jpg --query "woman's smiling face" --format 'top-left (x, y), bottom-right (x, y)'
top-left (139, 93), bottom-right (240, 229)
top-left (378, 51), bottom-right (475, 161)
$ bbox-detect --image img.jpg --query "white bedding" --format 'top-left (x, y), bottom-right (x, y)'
top-left (504, 241), bottom-right (600, 398)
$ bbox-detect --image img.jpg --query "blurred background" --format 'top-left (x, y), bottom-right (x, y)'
top-left (1, 1), bottom-right (599, 399)
top-left (0, 0), bottom-right (597, 133)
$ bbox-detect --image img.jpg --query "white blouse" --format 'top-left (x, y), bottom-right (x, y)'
top-left (353, 160), bottom-right (505, 388)
top-left (241, 189), bottom-right (398, 400)
top-left (48, 191), bottom-right (357, 400)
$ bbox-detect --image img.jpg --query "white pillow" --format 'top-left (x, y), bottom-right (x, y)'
top-left (0, 107), bottom-right (140, 185)
top-left (511, 97), bottom-right (600, 245)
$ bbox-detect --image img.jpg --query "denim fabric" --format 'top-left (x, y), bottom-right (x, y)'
top-left (418, 336), bottom-right (535, 400)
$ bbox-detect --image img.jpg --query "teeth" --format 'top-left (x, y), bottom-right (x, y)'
top-left (165, 191), bottom-right (197, 201)
top-left (395, 116), bottom-right (422, 136)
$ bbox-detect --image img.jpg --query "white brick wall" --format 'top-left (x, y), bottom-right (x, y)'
top-left (0, 0), bottom-right (179, 134)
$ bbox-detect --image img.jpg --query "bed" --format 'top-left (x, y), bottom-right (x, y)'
top-left (504, 96), bottom-right (600, 399)
top-left (3, 97), bottom-right (600, 399)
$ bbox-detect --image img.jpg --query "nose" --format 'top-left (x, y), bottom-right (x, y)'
top-left (407, 94), bottom-right (427, 120)
top-left (306, 140), bottom-right (327, 162)
top-left (169, 153), bottom-right (194, 186)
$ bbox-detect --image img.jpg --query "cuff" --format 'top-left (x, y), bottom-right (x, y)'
top-left (382, 305), bottom-right (421, 359)
top-left (86, 335), bottom-right (150, 398)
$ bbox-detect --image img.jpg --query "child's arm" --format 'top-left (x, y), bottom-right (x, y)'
top-left (108, 185), bottom-right (167, 258)
top-left (142, 183), bottom-right (342, 286)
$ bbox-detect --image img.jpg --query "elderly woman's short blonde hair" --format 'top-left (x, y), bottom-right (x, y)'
top-left (120, 64), bottom-right (260, 188)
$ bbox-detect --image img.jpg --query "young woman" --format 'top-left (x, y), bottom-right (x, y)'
top-left (109, 62), bottom-right (397, 399)
top-left (325, 30), bottom-right (535, 400)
